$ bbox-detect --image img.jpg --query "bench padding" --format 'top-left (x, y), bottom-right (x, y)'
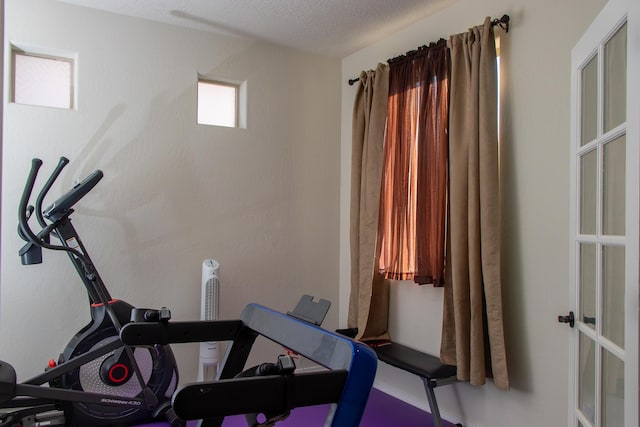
top-left (374, 343), bottom-right (456, 380)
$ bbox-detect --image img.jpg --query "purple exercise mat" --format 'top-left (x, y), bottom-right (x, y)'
top-left (138, 387), bottom-right (449, 427)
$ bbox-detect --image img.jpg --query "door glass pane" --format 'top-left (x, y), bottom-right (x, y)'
top-left (579, 333), bottom-right (596, 423)
top-left (603, 23), bottom-right (627, 133)
top-left (581, 54), bottom-right (598, 145)
top-left (601, 349), bottom-right (624, 427)
top-left (602, 245), bottom-right (625, 348)
top-left (602, 135), bottom-right (626, 235)
top-left (580, 243), bottom-right (597, 329)
top-left (580, 149), bottom-right (598, 234)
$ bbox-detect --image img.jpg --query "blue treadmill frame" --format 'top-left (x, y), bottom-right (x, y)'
top-left (226, 304), bottom-right (377, 426)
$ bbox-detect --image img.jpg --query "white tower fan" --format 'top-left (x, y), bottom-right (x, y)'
top-left (197, 259), bottom-right (220, 381)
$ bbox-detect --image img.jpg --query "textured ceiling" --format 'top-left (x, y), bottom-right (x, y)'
top-left (58, 0), bottom-right (455, 57)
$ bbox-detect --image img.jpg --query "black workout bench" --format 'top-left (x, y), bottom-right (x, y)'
top-left (373, 342), bottom-right (463, 427)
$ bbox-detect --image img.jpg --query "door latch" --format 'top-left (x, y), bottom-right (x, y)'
top-left (558, 311), bottom-right (575, 328)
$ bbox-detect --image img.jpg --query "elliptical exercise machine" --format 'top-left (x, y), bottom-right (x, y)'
top-left (1, 157), bottom-right (182, 427)
top-left (1, 157), bottom-right (379, 427)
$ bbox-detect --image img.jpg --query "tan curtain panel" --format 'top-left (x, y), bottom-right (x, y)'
top-left (441, 18), bottom-right (509, 390)
top-left (348, 64), bottom-right (391, 341)
top-left (377, 39), bottom-right (450, 286)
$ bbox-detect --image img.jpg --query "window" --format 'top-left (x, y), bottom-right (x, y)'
top-left (377, 40), bottom-right (450, 286)
top-left (377, 39), bottom-right (502, 287)
top-left (197, 79), bottom-right (245, 128)
top-left (11, 47), bottom-right (75, 109)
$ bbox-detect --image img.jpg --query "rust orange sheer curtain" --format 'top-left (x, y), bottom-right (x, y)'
top-left (377, 39), bottom-right (450, 286)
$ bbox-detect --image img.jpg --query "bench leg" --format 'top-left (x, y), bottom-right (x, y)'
top-left (421, 377), bottom-right (445, 427)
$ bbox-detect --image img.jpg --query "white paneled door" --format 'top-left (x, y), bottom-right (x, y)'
top-left (567, 0), bottom-right (639, 426)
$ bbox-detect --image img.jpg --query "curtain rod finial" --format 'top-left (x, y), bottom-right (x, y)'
top-left (492, 14), bottom-right (510, 32)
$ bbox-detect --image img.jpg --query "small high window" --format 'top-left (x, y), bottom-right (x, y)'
top-left (11, 47), bottom-right (75, 109)
top-left (197, 79), bottom-right (245, 128)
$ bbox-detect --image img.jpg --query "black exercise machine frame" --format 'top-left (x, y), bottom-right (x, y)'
top-left (121, 301), bottom-right (378, 427)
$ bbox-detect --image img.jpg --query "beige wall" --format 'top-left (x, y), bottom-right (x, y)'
top-left (1, 0), bottom-right (341, 381)
top-left (340, 0), bottom-right (607, 426)
top-left (1, 0), bottom-right (620, 425)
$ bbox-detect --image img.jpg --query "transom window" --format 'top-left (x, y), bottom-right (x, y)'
top-left (11, 47), bottom-right (75, 109)
top-left (197, 79), bottom-right (240, 128)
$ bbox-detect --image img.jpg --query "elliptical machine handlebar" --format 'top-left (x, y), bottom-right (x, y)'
top-left (18, 158), bottom-right (44, 248)
top-left (18, 157), bottom-right (103, 266)
top-left (34, 156), bottom-right (69, 227)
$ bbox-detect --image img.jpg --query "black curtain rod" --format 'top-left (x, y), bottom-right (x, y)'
top-left (347, 14), bottom-right (510, 86)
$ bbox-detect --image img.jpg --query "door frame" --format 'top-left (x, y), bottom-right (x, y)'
top-left (568, 0), bottom-right (639, 425)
